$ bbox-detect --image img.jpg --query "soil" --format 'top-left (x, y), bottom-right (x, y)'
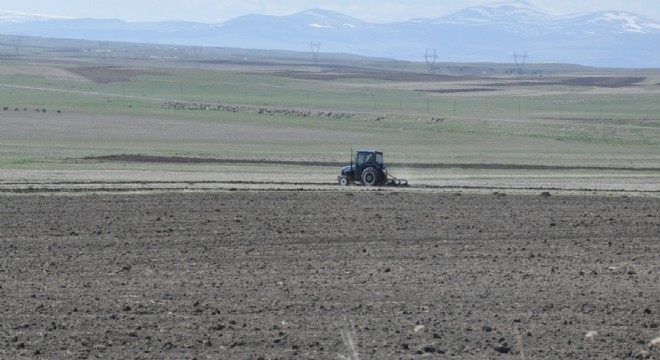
top-left (273, 71), bottom-right (646, 89)
top-left (272, 71), bottom-right (459, 82)
top-left (88, 154), bottom-right (660, 172)
top-left (417, 88), bottom-right (499, 94)
top-left (485, 77), bottom-right (646, 88)
top-left (1, 190), bottom-right (659, 359)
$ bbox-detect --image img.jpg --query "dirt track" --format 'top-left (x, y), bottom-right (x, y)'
top-left (1, 191), bottom-right (659, 359)
top-left (88, 154), bottom-right (660, 172)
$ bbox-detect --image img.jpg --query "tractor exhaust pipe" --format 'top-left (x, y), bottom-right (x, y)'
top-left (350, 148), bottom-right (353, 170)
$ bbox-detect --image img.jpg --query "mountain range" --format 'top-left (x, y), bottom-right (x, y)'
top-left (1, 1), bottom-right (659, 68)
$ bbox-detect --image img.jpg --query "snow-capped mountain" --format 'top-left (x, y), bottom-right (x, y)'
top-left (0, 2), bottom-right (659, 68)
top-left (425, 1), bottom-right (553, 27)
top-left (424, 2), bottom-right (660, 35)
top-left (576, 11), bottom-right (660, 34)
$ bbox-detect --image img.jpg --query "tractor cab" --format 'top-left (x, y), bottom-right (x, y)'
top-left (354, 150), bottom-right (383, 176)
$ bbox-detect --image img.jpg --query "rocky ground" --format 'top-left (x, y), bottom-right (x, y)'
top-left (1, 190), bottom-right (659, 359)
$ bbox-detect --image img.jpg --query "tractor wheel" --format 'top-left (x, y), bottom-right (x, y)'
top-left (338, 175), bottom-right (350, 186)
top-left (361, 167), bottom-right (380, 186)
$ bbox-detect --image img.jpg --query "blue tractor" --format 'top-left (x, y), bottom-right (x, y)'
top-left (338, 149), bottom-right (408, 187)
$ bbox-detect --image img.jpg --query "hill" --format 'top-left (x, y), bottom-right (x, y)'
top-left (1, 2), bottom-right (659, 68)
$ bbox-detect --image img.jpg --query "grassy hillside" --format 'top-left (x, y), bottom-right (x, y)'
top-left (0, 35), bottom-right (659, 183)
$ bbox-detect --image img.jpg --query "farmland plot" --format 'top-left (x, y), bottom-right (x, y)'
top-left (1, 191), bottom-right (659, 359)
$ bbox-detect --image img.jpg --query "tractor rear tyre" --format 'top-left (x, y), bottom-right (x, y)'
top-left (338, 175), bottom-right (350, 186)
top-left (361, 167), bottom-right (380, 186)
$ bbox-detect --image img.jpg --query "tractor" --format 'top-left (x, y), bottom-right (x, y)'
top-left (337, 149), bottom-right (408, 187)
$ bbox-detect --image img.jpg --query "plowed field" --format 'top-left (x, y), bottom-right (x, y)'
top-left (1, 191), bottom-right (659, 359)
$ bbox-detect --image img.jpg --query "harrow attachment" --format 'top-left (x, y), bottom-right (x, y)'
top-left (385, 173), bottom-right (408, 187)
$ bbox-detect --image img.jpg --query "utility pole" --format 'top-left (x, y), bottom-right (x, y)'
top-left (99, 41), bottom-right (109, 63)
top-left (512, 51), bottom-right (528, 75)
top-left (310, 42), bottom-right (321, 66)
top-left (424, 48), bottom-right (438, 73)
top-left (12, 38), bottom-right (22, 56)
top-left (192, 46), bottom-right (203, 68)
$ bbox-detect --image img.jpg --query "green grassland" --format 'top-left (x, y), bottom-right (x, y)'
top-left (0, 35), bottom-right (659, 184)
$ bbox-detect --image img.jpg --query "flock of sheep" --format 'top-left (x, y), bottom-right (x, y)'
top-left (162, 101), bottom-right (355, 119)
top-left (3, 106), bottom-right (61, 114)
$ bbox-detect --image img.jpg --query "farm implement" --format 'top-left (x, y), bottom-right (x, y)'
top-left (337, 149), bottom-right (408, 187)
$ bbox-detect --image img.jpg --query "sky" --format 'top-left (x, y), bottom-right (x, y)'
top-left (1, 0), bottom-right (659, 23)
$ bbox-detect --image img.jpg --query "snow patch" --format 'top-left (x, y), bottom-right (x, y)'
top-left (302, 10), bottom-right (327, 19)
top-left (309, 23), bottom-right (333, 29)
top-left (590, 12), bottom-right (660, 33)
top-left (0, 9), bottom-right (70, 22)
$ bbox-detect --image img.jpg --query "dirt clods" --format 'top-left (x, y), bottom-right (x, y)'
top-left (0, 191), bottom-right (658, 359)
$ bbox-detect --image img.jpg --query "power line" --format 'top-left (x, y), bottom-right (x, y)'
top-left (424, 48), bottom-right (437, 72)
top-left (12, 38), bottom-right (22, 56)
top-left (512, 51), bottom-right (529, 74)
top-left (310, 41), bottom-right (321, 66)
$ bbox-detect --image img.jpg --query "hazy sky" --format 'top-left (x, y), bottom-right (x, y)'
top-left (2, 0), bottom-right (659, 23)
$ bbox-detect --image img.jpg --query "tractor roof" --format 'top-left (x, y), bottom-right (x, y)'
top-left (356, 149), bottom-right (382, 154)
